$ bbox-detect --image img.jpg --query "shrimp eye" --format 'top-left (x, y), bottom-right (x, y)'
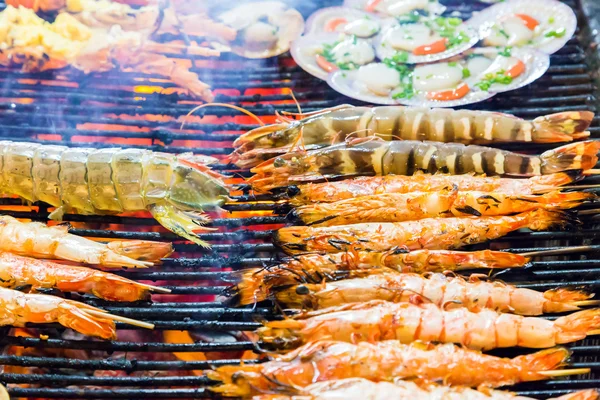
top-left (295, 285), bottom-right (310, 295)
top-left (273, 158), bottom-right (286, 167)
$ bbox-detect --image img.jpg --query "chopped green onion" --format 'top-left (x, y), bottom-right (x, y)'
top-left (545, 27), bottom-right (566, 38)
top-left (462, 68), bottom-right (471, 78)
top-left (498, 46), bottom-right (512, 57)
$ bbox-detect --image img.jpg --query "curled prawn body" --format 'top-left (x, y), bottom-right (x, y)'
top-left (233, 249), bottom-right (530, 305)
top-left (0, 287), bottom-right (117, 339)
top-left (233, 106), bottom-right (594, 168)
top-left (208, 340), bottom-right (573, 396)
top-left (0, 252), bottom-right (169, 301)
top-left (292, 188), bottom-right (594, 227)
top-left (275, 209), bottom-right (575, 254)
top-left (258, 300), bottom-right (600, 350)
top-left (287, 171), bottom-right (583, 206)
top-left (0, 216), bottom-right (172, 268)
top-left (274, 272), bottom-right (596, 314)
top-left (249, 140), bottom-right (600, 191)
top-left (0, 141), bottom-right (230, 247)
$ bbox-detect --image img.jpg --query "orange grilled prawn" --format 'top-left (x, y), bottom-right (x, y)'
top-left (208, 340), bottom-right (577, 396)
top-left (292, 189), bottom-right (594, 227)
top-left (258, 300), bottom-right (600, 350)
top-left (275, 209), bottom-right (575, 254)
top-left (0, 287), bottom-right (153, 339)
top-left (233, 249), bottom-right (530, 305)
top-left (273, 272), bottom-right (598, 315)
top-left (0, 252), bottom-right (170, 302)
top-left (251, 379), bottom-right (598, 400)
top-left (287, 172), bottom-right (582, 206)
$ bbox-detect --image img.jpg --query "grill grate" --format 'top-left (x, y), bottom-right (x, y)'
top-left (0, 0), bottom-right (599, 398)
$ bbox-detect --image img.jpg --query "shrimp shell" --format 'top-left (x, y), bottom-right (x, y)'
top-left (291, 188), bottom-right (594, 227)
top-left (258, 300), bottom-right (600, 350)
top-left (248, 140), bottom-right (600, 191)
top-left (233, 249), bottom-right (529, 305)
top-left (0, 215), bottom-right (168, 268)
top-left (251, 378), bottom-right (592, 400)
top-left (275, 209), bottom-right (575, 254)
top-left (275, 272), bottom-right (595, 315)
top-left (0, 287), bottom-right (116, 339)
top-left (287, 171), bottom-right (582, 206)
top-left (208, 340), bottom-right (572, 396)
top-left (232, 106), bottom-right (593, 167)
top-left (0, 251), bottom-right (168, 301)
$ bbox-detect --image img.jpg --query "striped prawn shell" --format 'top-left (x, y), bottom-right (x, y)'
top-left (0, 141), bottom-right (179, 214)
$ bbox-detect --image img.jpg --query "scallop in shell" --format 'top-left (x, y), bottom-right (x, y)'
top-left (374, 14), bottom-right (479, 63)
top-left (216, 1), bottom-right (305, 58)
top-left (466, 0), bottom-right (576, 54)
top-left (344, 0), bottom-right (446, 17)
top-left (291, 33), bottom-right (377, 80)
top-left (305, 6), bottom-right (383, 38)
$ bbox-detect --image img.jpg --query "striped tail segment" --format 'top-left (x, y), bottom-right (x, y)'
top-left (533, 111), bottom-right (594, 143)
top-left (541, 140), bottom-right (600, 174)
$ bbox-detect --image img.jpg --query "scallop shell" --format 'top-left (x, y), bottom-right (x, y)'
top-left (217, 1), bottom-right (305, 59)
top-left (465, 47), bottom-right (550, 94)
top-left (291, 33), bottom-right (376, 81)
top-left (466, 0), bottom-right (576, 54)
top-left (305, 6), bottom-right (383, 37)
top-left (343, 0), bottom-right (446, 17)
top-left (374, 22), bottom-right (479, 64)
top-left (327, 67), bottom-right (496, 108)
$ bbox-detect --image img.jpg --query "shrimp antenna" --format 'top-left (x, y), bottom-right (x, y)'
top-left (85, 309), bottom-right (155, 330)
top-left (289, 89), bottom-right (302, 116)
top-left (180, 103), bottom-right (265, 130)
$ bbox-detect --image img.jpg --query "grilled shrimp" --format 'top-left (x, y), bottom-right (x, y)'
top-left (233, 249), bottom-right (529, 305)
top-left (258, 300), bottom-right (600, 350)
top-left (249, 139), bottom-right (600, 191)
top-left (0, 252), bottom-right (170, 301)
top-left (232, 106), bottom-right (593, 168)
top-left (0, 216), bottom-right (173, 268)
top-left (287, 171), bottom-right (582, 206)
top-left (208, 340), bottom-right (574, 395)
top-left (0, 141), bottom-right (230, 247)
top-left (251, 379), bottom-right (598, 400)
top-left (274, 272), bottom-right (597, 314)
top-left (275, 209), bottom-right (574, 254)
top-left (292, 188), bottom-right (594, 227)
top-left (0, 287), bottom-right (151, 339)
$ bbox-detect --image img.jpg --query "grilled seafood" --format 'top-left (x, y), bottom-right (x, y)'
top-left (232, 106), bottom-right (593, 167)
top-left (0, 252), bottom-right (170, 301)
top-left (292, 188), bottom-right (594, 226)
top-left (252, 379), bottom-right (598, 400)
top-left (275, 209), bottom-right (575, 254)
top-left (233, 249), bottom-right (530, 305)
top-left (0, 141), bottom-right (230, 247)
top-left (0, 5), bottom-right (218, 101)
top-left (274, 272), bottom-right (597, 314)
top-left (208, 340), bottom-right (575, 395)
top-left (248, 139), bottom-right (600, 191)
top-left (258, 300), bottom-right (600, 350)
top-left (0, 216), bottom-right (173, 267)
top-left (0, 286), bottom-right (153, 339)
top-left (286, 171), bottom-right (582, 206)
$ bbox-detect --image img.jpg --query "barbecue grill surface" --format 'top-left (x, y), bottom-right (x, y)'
top-left (0, 0), bottom-right (599, 398)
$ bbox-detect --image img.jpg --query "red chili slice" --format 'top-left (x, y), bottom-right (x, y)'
top-left (427, 83), bottom-right (470, 101)
top-left (413, 38), bottom-right (448, 56)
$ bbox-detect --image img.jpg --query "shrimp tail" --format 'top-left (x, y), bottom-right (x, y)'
top-left (543, 287), bottom-right (599, 313)
top-left (530, 170), bottom-right (584, 192)
top-left (107, 240), bottom-right (174, 262)
top-left (59, 301), bottom-right (117, 340)
top-left (551, 390), bottom-right (599, 400)
top-left (533, 111), bottom-right (594, 143)
top-left (518, 190), bottom-right (597, 209)
top-left (516, 347), bottom-right (571, 377)
top-left (555, 309), bottom-right (600, 343)
top-left (540, 140), bottom-right (600, 174)
top-left (149, 203), bottom-right (215, 248)
top-left (527, 209), bottom-right (581, 231)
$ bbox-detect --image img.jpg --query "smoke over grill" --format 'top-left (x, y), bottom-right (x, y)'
top-left (0, 0), bottom-right (597, 398)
